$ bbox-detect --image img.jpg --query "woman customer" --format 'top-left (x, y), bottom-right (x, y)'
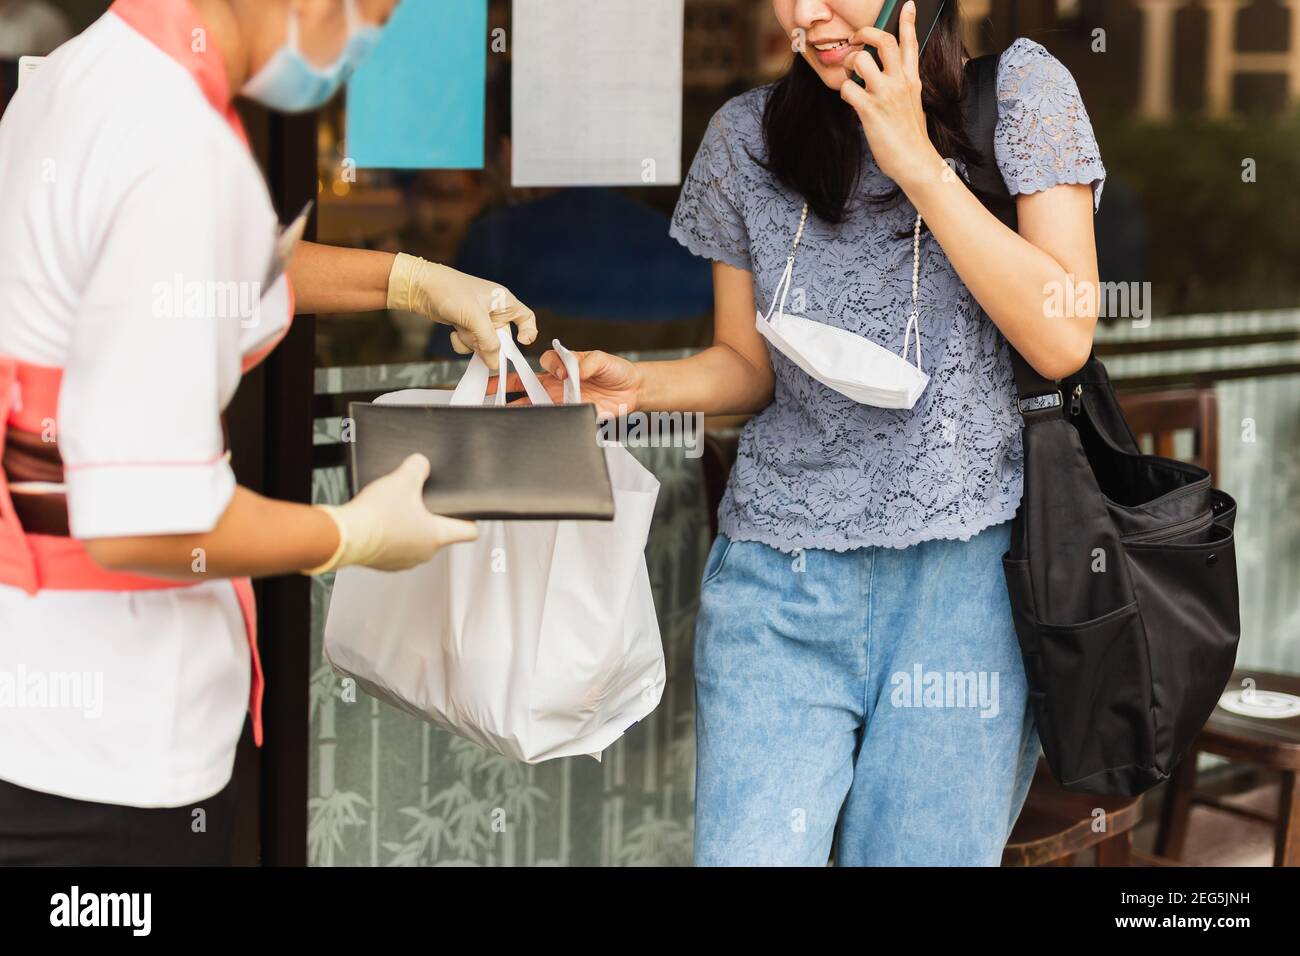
top-left (515, 0), bottom-right (1105, 865)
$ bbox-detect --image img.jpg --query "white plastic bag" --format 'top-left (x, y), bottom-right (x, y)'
top-left (324, 333), bottom-right (664, 762)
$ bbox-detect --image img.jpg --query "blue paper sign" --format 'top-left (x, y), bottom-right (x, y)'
top-left (346, 0), bottom-right (487, 170)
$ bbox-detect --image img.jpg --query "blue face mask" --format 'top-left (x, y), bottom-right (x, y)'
top-left (241, 0), bottom-right (382, 113)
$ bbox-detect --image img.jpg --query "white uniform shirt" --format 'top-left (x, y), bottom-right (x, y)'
top-left (0, 10), bottom-right (291, 807)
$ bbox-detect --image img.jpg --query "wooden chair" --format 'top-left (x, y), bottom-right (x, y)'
top-left (1155, 669), bottom-right (1300, 866)
top-left (1002, 763), bottom-right (1145, 866)
top-left (1115, 385), bottom-right (1219, 472)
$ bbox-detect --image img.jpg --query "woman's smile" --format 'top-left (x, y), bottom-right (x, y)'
top-left (808, 37), bottom-right (864, 67)
top-left (775, 0), bottom-right (886, 85)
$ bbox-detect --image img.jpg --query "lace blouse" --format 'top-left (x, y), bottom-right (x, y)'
top-left (669, 38), bottom-right (1106, 552)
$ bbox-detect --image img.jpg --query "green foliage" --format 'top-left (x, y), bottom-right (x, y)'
top-left (1094, 108), bottom-right (1300, 316)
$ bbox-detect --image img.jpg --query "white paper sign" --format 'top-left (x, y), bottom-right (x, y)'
top-left (512, 0), bottom-right (684, 187)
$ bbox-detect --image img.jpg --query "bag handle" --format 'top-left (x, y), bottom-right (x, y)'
top-left (449, 327), bottom-right (553, 407)
top-left (447, 330), bottom-right (588, 407)
top-left (550, 339), bottom-right (583, 404)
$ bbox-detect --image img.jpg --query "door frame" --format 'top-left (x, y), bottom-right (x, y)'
top-left (229, 109), bottom-right (319, 867)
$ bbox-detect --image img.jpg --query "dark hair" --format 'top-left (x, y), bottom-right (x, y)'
top-left (760, 3), bottom-right (977, 225)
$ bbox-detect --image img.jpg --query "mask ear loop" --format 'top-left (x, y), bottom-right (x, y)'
top-left (286, 3), bottom-right (301, 53)
top-left (282, 2), bottom-right (360, 56)
top-left (306, 0), bottom-right (362, 61)
top-left (765, 203), bottom-right (809, 324)
top-left (901, 212), bottom-right (924, 372)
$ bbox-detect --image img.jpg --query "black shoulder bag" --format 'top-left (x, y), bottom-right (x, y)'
top-left (958, 54), bottom-right (1241, 796)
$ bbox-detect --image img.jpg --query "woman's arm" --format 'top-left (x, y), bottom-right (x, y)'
top-left (515, 260), bottom-right (774, 418)
top-left (899, 169), bottom-right (1098, 380)
top-left (843, 15), bottom-right (1099, 380)
top-left (635, 261), bottom-right (774, 415)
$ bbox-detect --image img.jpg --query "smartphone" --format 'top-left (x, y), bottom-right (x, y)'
top-left (854, 0), bottom-right (946, 80)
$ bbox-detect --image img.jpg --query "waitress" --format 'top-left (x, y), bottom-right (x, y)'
top-left (0, 0), bottom-right (536, 864)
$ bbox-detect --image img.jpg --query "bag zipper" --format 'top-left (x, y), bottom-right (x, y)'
top-left (1121, 511), bottom-right (1213, 543)
top-left (1069, 383), bottom-right (1083, 416)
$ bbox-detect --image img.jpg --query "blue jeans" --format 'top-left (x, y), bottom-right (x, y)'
top-left (692, 521), bottom-right (1039, 866)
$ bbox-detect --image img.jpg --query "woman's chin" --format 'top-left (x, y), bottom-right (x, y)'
top-left (804, 56), bottom-right (851, 91)
top-left (827, 67), bottom-right (854, 91)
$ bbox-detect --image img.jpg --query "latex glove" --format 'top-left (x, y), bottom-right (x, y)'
top-left (304, 454), bottom-right (478, 574)
top-left (387, 253), bottom-right (538, 370)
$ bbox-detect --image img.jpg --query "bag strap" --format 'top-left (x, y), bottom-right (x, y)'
top-left (959, 53), bottom-right (1068, 416)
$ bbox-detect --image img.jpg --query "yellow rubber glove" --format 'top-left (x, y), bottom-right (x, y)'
top-left (387, 253), bottom-right (538, 371)
top-left (303, 454), bottom-right (478, 574)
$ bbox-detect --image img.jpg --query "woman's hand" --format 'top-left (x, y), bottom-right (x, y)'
top-left (492, 349), bottom-right (642, 421)
top-left (840, 3), bottom-right (941, 188)
top-left (387, 253), bottom-right (538, 370)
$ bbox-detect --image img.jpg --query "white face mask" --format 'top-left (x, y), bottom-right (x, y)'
top-left (755, 203), bottom-right (929, 410)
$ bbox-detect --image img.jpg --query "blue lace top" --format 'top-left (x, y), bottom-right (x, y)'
top-left (669, 38), bottom-right (1106, 552)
